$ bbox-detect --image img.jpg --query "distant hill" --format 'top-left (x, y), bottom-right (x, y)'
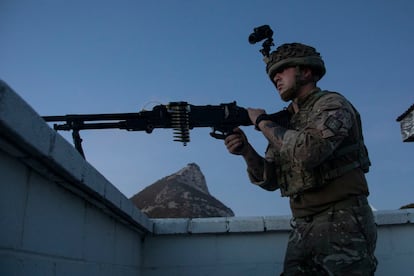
top-left (400, 203), bottom-right (414, 209)
top-left (130, 163), bottom-right (234, 218)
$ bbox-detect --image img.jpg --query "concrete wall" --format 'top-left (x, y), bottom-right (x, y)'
top-left (1, 79), bottom-right (414, 276)
top-left (0, 80), bottom-right (153, 276)
top-left (143, 217), bottom-right (291, 275)
top-left (144, 212), bottom-right (414, 276)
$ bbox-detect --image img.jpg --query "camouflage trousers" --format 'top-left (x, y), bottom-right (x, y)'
top-left (283, 199), bottom-right (377, 275)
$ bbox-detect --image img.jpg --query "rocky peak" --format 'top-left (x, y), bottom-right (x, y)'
top-left (165, 163), bottom-right (209, 194)
top-left (130, 163), bottom-right (234, 218)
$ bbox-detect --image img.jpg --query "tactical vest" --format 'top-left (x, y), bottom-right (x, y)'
top-left (276, 90), bottom-right (371, 197)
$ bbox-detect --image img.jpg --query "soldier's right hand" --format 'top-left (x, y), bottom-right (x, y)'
top-left (224, 127), bottom-right (249, 156)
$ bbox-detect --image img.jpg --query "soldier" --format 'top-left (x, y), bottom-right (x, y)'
top-left (225, 43), bottom-right (377, 275)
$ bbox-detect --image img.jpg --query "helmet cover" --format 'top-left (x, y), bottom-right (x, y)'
top-left (265, 43), bottom-right (326, 81)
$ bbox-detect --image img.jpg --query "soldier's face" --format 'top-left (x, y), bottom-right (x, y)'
top-left (273, 67), bottom-right (299, 102)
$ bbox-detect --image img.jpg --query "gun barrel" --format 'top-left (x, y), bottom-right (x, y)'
top-left (52, 122), bottom-right (129, 131)
top-left (42, 112), bottom-right (144, 122)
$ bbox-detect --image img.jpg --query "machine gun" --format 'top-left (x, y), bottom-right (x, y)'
top-left (43, 101), bottom-right (290, 158)
top-left (43, 25), bottom-right (281, 158)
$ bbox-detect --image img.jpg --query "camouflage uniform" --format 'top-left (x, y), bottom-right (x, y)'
top-left (248, 43), bottom-right (377, 275)
top-left (285, 200), bottom-right (377, 275)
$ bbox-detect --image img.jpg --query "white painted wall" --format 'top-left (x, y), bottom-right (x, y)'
top-left (0, 80), bottom-right (152, 275)
top-left (143, 212), bottom-right (414, 275)
top-left (0, 147), bottom-right (145, 275)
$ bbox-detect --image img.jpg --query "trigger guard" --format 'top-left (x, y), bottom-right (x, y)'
top-left (210, 131), bottom-right (226, 140)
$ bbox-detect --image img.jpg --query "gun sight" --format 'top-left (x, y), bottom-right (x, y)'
top-left (248, 24), bottom-right (275, 57)
top-left (248, 25), bottom-right (273, 44)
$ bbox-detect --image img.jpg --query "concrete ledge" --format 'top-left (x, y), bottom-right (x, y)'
top-left (190, 217), bottom-right (229, 233)
top-left (151, 210), bottom-right (414, 235)
top-left (0, 79), bottom-right (153, 233)
top-left (152, 218), bottom-right (191, 234)
top-left (0, 80), bottom-right (52, 157)
top-left (375, 209), bottom-right (413, 225)
top-left (152, 216), bottom-right (292, 235)
top-left (228, 216), bottom-right (266, 232)
top-left (264, 215), bottom-right (292, 231)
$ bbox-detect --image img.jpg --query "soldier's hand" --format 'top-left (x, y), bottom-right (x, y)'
top-left (224, 127), bottom-right (249, 156)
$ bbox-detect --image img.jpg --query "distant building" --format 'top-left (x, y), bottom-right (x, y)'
top-left (396, 103), bottom-right (414, 142)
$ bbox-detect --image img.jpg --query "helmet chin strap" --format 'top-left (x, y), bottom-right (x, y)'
top-left (280, 66), bottom-right (302, 102)
top-left (280, 66), bottom-right (317, 103)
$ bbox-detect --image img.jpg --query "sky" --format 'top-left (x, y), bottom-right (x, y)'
top-left (1, 0), bottom-right (413, 217)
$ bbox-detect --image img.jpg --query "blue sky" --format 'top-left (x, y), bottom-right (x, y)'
top-left (1, 0), bottom-right (413, 216)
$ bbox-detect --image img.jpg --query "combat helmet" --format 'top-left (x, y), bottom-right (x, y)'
top-left (265, 43), bottom-right (326, 81)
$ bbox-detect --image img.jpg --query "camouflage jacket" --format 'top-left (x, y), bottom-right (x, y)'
top-left (248, 88), bottom-right (371, 216)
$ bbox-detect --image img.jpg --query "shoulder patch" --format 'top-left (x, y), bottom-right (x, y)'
top-left (324, 115), bottom-right (343, 133)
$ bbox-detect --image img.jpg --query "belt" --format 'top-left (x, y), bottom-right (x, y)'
top-left (294, 195), bottom-right (369, 224)
top-left (333, 195), bottom-right (368, 209)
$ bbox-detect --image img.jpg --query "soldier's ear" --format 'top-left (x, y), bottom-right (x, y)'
top-left (302, 67), bottom-right (313, 78)
top-left (301, 67), bottom-right (319, 83)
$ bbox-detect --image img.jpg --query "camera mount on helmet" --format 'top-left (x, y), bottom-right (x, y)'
top-left (248, 25), bottom-right (274, 57)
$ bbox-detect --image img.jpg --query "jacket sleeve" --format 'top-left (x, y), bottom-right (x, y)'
top-left (247, 146), bottom-right (280, 191)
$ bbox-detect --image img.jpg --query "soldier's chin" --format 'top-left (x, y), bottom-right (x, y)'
top-left (279, 91), bottom-right (294, 102)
